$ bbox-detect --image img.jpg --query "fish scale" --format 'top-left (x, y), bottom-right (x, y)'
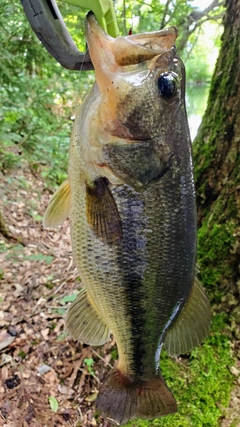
top-left (70, 160), bottom-right (196, 376)
top-left (43, 13), bottom-right (211, 425)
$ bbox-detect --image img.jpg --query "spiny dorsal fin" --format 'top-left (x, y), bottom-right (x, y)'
top-left (66, 288), bottom-right (110, 346)
top-left (43, 179), bottom-right (70, 228)
top-left (86, 177), bottom-right (122, 245)
top-left (164, 277), bottom-right (211, 356)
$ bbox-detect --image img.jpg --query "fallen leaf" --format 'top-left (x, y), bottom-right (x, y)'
top-left (58, 384), bottom-right (74, 395)
top-left (0, 353), bottom-right (13, 367)
top-left (48, 395), bottom-right (58, 412)
top-left (36, 364), bottom-right (52, 375)
top-left (41, 328), bottom-right (50, 340)
top-left (85, 391), bottom-right (98, 403)
top-left (0, 330), bottom-right (15, 351)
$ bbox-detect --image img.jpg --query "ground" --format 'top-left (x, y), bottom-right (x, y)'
top-left (0, 167), bottom-right (116, 427)
top-left (0, 167), bottom-right (240, 427)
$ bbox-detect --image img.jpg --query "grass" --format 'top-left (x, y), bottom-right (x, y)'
top-left (126, 314), bottom-right (234, 427)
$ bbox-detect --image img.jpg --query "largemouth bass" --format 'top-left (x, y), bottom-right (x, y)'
top-left (44, 13), bottom-right (211, 425)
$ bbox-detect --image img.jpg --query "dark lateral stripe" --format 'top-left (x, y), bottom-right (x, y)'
top-left (113, 185), bottom-right (149, 374)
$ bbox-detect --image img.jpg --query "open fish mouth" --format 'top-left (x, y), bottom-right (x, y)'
top-left (86, 12), bottom-right (178, 90)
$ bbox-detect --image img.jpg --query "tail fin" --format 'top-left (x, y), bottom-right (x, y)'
top-left (96, 368), bottom-right (177, 425)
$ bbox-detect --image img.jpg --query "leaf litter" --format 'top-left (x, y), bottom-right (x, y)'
top-left (0, 168), bottom-right (116, 427)
top-left (0, 167), bottom-right (240, 427)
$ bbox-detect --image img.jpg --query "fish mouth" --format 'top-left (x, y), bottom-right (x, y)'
top-left (85, 12), bottom-right (178, 91)
top-left (85, 12), bottom-right (116, 92)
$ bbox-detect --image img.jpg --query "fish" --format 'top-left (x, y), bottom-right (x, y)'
top-left (43, 12), bottom-right (211, 426)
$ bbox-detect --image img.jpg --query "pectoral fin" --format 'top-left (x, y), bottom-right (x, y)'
top-left (164, 278), bottom-right (211, 356)
top-left (66, 288), bottom-right (110, 346)
top-left (86, 177), bottom-right (122, 244)
top-left (43, 179), bottom-right (71, 228)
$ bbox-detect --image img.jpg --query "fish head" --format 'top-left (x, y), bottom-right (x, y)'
top-left (86, 14), bottom-right (190, 188)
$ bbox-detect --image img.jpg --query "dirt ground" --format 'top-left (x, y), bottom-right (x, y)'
top-left (0, 167), bottom-right (240, 427)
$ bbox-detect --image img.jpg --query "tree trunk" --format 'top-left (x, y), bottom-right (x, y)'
top-left (193, 0), bottom-right (240, 333)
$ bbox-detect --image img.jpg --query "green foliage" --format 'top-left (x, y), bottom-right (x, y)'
top-left (48, 396), bottom-right (59, 413)
top-left (115, 0), bottom-right (192, 35)
top-left (186, 84), bottom-right (210, 120)
top-left (56, 331), bottom-right (68, 341)
top-left (185, 41), bottom-right (214, 84)
top-left (111, 347), bottom-right (119, 361)
top-left (0, 0), bottom-right (94, 185)
top-left (18, 350), bottom-right (27, 359)
top-left (23, 253), bottom-right (54, 264)
top-left (184, 21), bottom-right (223, 84)
top-left (53, 307), bottom-right (68, 316)
top-left (2, 242), bottom-right (55, 265)
top-left (4, 244), bottom-right (24, 261)
top-left (52, 292), bottom-right (78, 316)
top-left (84, 357), bottom-right (95, 375)
top-left (59, 293), bottom-right (78, 304)
top-left (126, 315), bottom-right (234, 427)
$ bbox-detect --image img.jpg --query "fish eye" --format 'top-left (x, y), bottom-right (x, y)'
top-left (157, 72), bottom-right (178, 98)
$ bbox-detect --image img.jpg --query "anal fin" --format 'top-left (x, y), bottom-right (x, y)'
top-left (164, 278), bottom-right (211, 356)
top-left (43, 179), bottom-right (71, 228)
top-left (66, 288), bottom-right (110, 346)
